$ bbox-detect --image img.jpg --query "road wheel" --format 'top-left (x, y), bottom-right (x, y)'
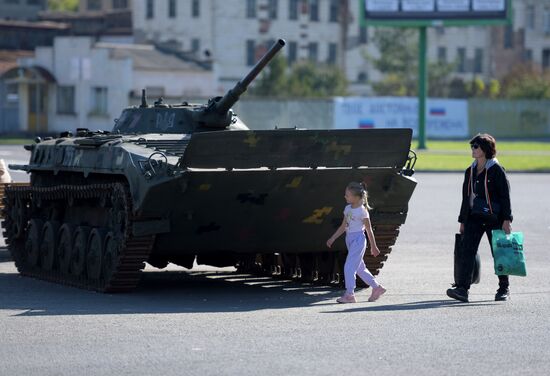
top-left (86, 228), bottom-right (106, 281)
top-left (71, 226), bottom-right (90, 277)
top-left (40, 221), bottom-right (60, 271)
top-left (57, 223), bottom-right (75, 274)
top-left (102, 232), bottom-right (120, 281)
top-left (25, 219), bottom-right (44, 268)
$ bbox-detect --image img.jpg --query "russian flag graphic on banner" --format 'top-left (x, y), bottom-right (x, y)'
top-left (358, 119), bottom-right (375, 128)
top-left (430, 107), bottom-right (446, 116)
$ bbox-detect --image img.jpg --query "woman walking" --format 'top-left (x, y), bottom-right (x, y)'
top-left (447, 134), bottom-right (513, 303)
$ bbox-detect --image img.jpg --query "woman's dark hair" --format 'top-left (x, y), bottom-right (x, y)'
top-left (470, 133), bottom-right (497, 159)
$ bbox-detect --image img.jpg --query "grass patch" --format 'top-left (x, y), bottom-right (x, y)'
top-left (413, 140), bottom-right (550, 171)
top-left (0, 138), bottom-right (33, 145)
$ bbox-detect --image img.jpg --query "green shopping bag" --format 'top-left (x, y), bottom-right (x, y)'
top-left (491, 230), bottom-right (527, 277)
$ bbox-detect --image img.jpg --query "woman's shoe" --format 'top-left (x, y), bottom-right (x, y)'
top-left (336, 293), bottom-right (357, 304)
top-left (495, 287), bottom-right (509, 301)
top-left (446, 287), bottom-right (469, 302)
top-left (368, 286), bottom-right (387, 302)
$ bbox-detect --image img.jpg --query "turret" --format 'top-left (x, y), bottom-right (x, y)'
top-left (195, 39), bottom-right (286, 128)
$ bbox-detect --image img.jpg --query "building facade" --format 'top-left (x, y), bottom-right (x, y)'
top-left (0, 0), bottom-right (47, 21)
top-left (133, 0), bottom-right (550, 93)
top-left (0, 36), bottom-right (215, 134)
top-left (132, 0), bottom-right (373, 93)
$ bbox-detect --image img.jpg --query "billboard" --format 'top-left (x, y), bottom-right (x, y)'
top-left (333, 97), bottom-right (469, 138)
top-left (363, 0), bottom-right (511, 25)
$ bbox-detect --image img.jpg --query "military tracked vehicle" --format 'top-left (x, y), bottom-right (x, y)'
top-left (1, 39), bottom-right (417, 292)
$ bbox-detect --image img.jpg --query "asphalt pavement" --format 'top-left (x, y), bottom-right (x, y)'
top-left (1, 143), bottom-right (549, 375)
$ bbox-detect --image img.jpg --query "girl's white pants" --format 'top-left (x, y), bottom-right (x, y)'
top-left (344, 231), bottom-right (380, 294)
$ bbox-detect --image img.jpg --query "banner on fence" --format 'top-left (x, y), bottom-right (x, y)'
top-left (333, 97), bottom-right (469, 138)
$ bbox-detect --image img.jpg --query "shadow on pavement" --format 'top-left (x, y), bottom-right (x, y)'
top-left (321, 299), bottom-right (498, 313)
top-left (0, 270), bottom-right (344, 316)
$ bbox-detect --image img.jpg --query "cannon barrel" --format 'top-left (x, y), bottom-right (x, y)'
top-left (213, 39), bottom-right (286, 114)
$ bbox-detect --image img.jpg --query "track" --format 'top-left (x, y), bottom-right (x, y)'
top-left (1, 182), bottom-right (155, 293)
top-left (234, 223), bottom-right (401, 288)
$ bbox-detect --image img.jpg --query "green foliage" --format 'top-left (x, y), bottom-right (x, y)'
top-left (370, 29), bottom-right (418, 96)
top-left (428, 62), bottom-right (455, 97)
top-left (488, 79), bottom-right (501, 99)
top-left (500, 64), bottom-right (550, 99)
top-left (251, 56), bottom-right (348, 98)
top-left (250, 55), bottom-right (288, 96)
top-left (448, 78), bottom-right (468, 98)
top-left (369, 29), bottom-right (454, 97)
top-left (48, 0), bottom-right (79, 11)
top-left (466, 77), bottom-right (486, 97)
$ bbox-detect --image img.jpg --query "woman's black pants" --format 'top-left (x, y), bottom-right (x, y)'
top-left (457, 215), bottom-right (509, 290)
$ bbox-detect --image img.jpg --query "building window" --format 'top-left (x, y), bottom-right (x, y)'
top-left (246, 40), bottom-right (256, 66)
top-left (526, 5), bottom-right (535, 30)
top-left (474, 48), bottom-right (483, 73)
top-left (87, 0), bottom-right (101, 10)
top-left (504, 25), bottom-right (514, 49)
top-left (308, 42), bottom-right (318, 62)
top-left (524, 49), bottom-right (533, 62)
top-left (289, 0), bottom-right (299, 20)
top-left (543, 49), bottom-right (550, 69)
top-left (359, 25), bottom-right (368, 44)
top-left (268, 0), bottom-right (278, 19)
top-left (57, 86), bottom-right (75, 115)
top-left (309, 0), bottom-right (319, 21)
top-left (90, 87), bottom-right (108, 115)
top-left (544, 9), bottom-right (550, 35)
top-left (437, 47), bottom-right (447, 63)
top-left (169, 0), bottom-right (176, 18)
top-left (329, 0), bottom-right (339, 22)
top-left (456, 48), bottom-right (466, 73)
top-left (192, 0), bottom-right (200, 18)
top-left (112, 0), bottom-right (128, 9)
top-left (192, 38), bottom-right (200, 53)
top-left (287, 41), bottom-right (297, 65)
top-left (146, 0), bottom-right (154, 19)
top-left (327, 43), bottom-right (337, 64)
top-left (246, 0), bottom-right (256, 18)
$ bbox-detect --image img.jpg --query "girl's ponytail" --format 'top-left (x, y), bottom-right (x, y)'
top-left (347, 182), bottom-right (372, 210)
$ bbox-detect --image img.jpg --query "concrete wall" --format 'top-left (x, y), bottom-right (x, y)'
top-left (469, 99), bottom-right (550, 138)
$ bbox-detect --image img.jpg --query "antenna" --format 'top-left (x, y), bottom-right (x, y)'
top-left (140, 89), bottom-right (148, 108)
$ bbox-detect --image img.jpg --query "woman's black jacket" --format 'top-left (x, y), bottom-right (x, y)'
top-left (458, 163), bottom-right (513, 224)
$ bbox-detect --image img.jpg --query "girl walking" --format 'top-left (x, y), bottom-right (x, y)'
top-left (327, 182), bottom-right (386, 303)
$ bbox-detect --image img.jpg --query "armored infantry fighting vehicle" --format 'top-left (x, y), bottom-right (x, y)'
top-left (1, 39), bottom-right (417, 292)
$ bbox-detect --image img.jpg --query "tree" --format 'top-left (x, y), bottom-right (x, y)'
top-left (48, 0), bottom-right (79, 11)
top-left (370, 29), bottom-right (418, 96)
top-left (369, 29), bottom-right (455, 97)
top-left (448, 78), bottom-right (468, 98)
top-left (466, 77), bottom-right (486, 97)
top-left (500, 64), bottom-right (550, 99)
top-left (487, 79), bottom-right (501, 99)
top-left (428, 62), bottom-right (455, 97)
top-left (250, 57), bottom-right (348, 98)
top-left (250, 55), bottom-right (288, 96)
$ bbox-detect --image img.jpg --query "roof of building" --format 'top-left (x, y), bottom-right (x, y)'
top-left (0, 50), bottom-right (34, 76)
top-left (95, 43), bottom-right (211, 72)
top-left (0, 19), bottom-right (69, 30)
